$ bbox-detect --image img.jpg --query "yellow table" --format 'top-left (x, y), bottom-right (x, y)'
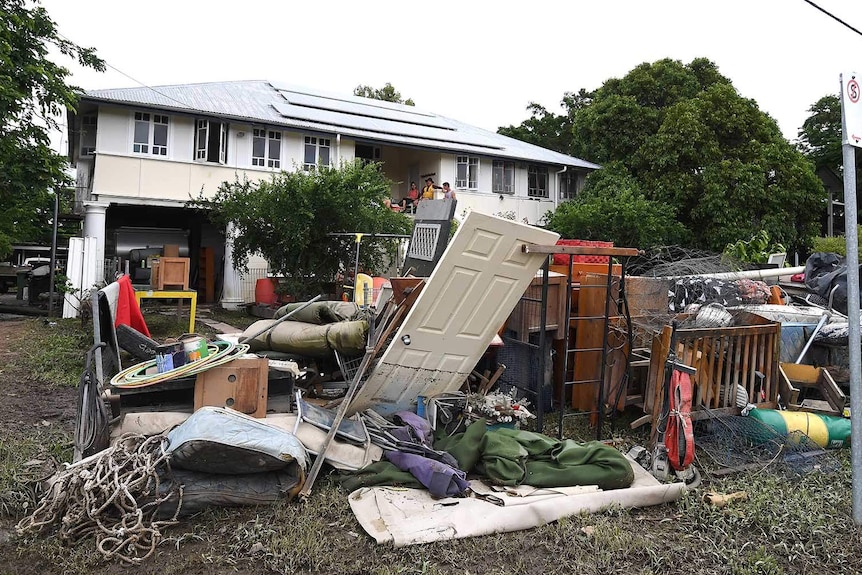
top-left (134, 289), bottom-right (197, 333)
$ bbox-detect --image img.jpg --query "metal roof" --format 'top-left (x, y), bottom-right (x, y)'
top-left (82, 80), bottom-right (600, 169)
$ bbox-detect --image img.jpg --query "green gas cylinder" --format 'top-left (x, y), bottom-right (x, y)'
top-left (748, 408), bottom-right (850, 449)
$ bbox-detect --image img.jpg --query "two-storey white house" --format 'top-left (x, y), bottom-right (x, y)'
top-left (67, 80), bottom-right (598, 308)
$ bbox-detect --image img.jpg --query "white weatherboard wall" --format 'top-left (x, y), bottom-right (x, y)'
top-left (63, 237), bottom-right (98, 319)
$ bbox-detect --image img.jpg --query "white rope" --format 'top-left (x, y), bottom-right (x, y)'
top-left (17, 433), bottom-right (183, 564)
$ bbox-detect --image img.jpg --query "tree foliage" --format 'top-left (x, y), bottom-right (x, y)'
top-left (546, 161), bottom-right (688, 248)
top-left (0, 0), bottom-right (104, 259)
top-left (797, 94), bottom-right (841, 174)
top-left (506, 58), bottom-right (825, 254)
top-left (353, 82), bottom-right (415, 106)
top-left (497, 90), bottom-right (593, 155)
top-left (192, 162), bottom-right (412, 298)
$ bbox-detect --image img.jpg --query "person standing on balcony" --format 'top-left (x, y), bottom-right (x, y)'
top-left (442, 182), bottom-right (456, 200)
top-left (422, 178), bottom-right (441, 200)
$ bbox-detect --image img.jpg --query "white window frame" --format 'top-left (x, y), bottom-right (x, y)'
top-left (132, 111), bottom-right (169, 156)
top-left (195, 119), bottom-right (228, 164)
top-left (456, 155), bottom-right (479, 190)
top-left (252, 128), bottom-right (282, 169)
top-left (303, 135), bottom-right (331, 170)
top-left (528, 165), bottom-right (549, 198)
top-left (80, 114), bottom-right (97, 157)
top-left (560, 171), bottom-right (580, 200)
top-left (492, 160), bottom-right (514, 194)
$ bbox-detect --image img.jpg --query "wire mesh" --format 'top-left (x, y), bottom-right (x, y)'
top-left (695, 411), bottom-right (841, 476)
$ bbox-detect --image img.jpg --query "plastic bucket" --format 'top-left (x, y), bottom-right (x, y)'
top-left (255, 278), bottom-right (278, 306)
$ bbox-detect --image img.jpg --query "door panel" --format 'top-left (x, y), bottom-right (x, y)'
top-left (348, 211), bottom-right (559, 415)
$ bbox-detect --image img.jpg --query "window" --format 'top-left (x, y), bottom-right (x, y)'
top-left (252, 128), bottom-right (281, 168)
top-left (355, 143), bottom-right (381, 166)
top-left (80, 114), bottom-right (97, 156)
top-left (492, 160), bottom-right (514, 194)
top-left (528, 165), bottom-right (549, 198)
top-left (195, 119), bottom-right (228, 164)
top-left (304, 136), bottom-right (331, 170)
top-left (133, 112), bottom-right (168, 156)
top-left (456, 155), bottom-right (478, 189)
top-left (560, 171), bottom-right (580, 200)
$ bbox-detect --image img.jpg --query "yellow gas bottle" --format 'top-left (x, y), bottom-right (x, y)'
top-left (354, 273), bottom-right (374, 307)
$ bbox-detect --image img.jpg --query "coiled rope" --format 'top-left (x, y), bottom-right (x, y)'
top-left (109, 340), bottom-right (250, 388)
top-left (16, 433), bottom-right (182, 564)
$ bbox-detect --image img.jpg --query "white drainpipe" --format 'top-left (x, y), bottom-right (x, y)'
top-left (336, 133), bottom-right (341, 165)
top-left (554, 165), bottom-right (568, 212)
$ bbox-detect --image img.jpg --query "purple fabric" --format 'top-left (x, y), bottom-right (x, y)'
top-left (385, 451), bottom-right (470, 498)
top-left (392, 411), bottom-right (434, 446)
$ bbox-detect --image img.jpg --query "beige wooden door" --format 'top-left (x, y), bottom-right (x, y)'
top-left (349, 211), bottom-right (559, 416)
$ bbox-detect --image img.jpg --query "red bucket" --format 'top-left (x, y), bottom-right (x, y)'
top-left (255, 278), bottom-right (278, 306)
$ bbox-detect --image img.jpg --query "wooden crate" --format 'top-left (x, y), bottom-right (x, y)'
top-left (646, 311), bottom-right (780, 442)
top-left (151, 257), bottom-right (190, 290)
top-left (194, 357), bottom-right (268, 417)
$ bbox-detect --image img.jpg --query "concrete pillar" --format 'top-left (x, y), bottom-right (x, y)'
top-left (83, 201), bottom-right (109, 282)
top-left (220, 222), bottom-right (244, 310)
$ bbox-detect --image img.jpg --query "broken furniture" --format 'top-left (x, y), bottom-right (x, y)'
top-left (519, 243), bottom-right (641, 438)
top-left (778, 363), bottom-right (846, 416)
top-left (506, 269), bottom-right (568, 342)
top-left (134, 288), bottom-right (197, 333)
top-left (645, 310), bottom-right (781, 444)
top-left (194, 356), bottom-right (270, 417)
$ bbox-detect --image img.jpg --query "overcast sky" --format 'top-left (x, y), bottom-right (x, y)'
top-left (40, 0), bottom-right (862, 152)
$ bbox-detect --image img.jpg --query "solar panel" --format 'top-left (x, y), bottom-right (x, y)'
top-left (273, 86), bottom-right (455, 130)
top-left (271, 102), bottom-right (500, 149)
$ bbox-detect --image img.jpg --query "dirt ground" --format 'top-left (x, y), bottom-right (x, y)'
top-left (0, 317), bottom-right (258, 575)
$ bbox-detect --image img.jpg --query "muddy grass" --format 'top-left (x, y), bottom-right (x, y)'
top-left (1, 313), bottom-right (862, 574)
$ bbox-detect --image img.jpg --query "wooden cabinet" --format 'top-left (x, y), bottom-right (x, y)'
top-left (507, 271), bottom-right (567, 342)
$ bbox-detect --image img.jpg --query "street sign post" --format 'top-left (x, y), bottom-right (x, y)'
top-left (839, 71), bottom-right (862, 524)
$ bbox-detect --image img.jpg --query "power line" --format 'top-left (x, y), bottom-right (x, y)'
top-left (802, 0), bottom-right (862, 38)
top-left (56, 32), bottom-right (197, 111)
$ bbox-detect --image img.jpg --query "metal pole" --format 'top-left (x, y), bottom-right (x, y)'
top-left (843, 140), bottom-right (862, 525)
top-left (48, 191), bottom-right (59, 318)
top-left (238, 294), bottom-right (322, 343)
top-left (840, 71), bottom-right (862, 525)
top-left (536, 256), bottom-right (550, 433)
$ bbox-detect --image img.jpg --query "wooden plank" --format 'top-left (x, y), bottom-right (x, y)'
top-left (522, 243), bottom-right (641, 257)
top-left (741, 333), bottom-right (752, 400)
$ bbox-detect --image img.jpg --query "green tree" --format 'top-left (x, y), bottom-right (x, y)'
top-left (568, 58), bottom-right (824, 253)
top-left (353, 82), bottom-right (415, 106)
top-left (0, 0), bottom-right (104, 259)
top-left (545, 161), bottom-right (688, 248)
top-left (191, 162), bottom-right (412, 298)
top-left (797, 94), bottom-right (841, 174)
top-left (497, 89), bottom-right (593, 155)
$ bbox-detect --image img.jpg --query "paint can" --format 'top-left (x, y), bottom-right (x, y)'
top-left (183, 336), bottom-right (209, 362)
top-left (156, 342), bottom-right (184, 373)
